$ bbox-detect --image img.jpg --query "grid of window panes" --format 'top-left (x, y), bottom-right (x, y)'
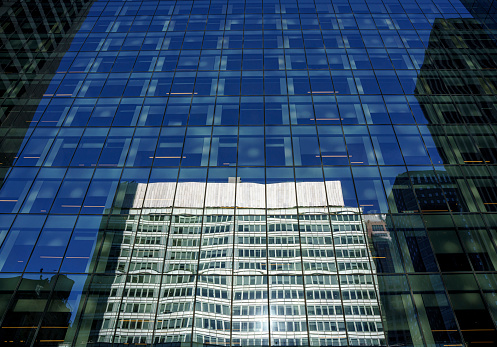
top-left (0, 0), bottom-right (497, 346)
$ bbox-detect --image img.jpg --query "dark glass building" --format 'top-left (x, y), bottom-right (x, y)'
top-left (0, 0), bottom-right (497, 346)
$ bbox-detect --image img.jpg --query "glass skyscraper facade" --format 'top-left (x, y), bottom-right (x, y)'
top-left (1, 0), bottom-right (497, 346)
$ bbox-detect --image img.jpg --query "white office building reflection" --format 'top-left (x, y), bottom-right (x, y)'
top-left (93, 180), bottom-right (385, 346)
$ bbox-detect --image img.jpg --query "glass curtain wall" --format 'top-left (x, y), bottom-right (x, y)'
top-left (0, 0), bottom-right (497, 346)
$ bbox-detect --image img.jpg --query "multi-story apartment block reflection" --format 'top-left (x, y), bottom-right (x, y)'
top-left (79, 181), bottom-right (385, 346)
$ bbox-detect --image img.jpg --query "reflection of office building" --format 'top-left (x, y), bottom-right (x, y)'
top-left (389, 170), bottom-right (463, 214)
top-left (459, 0), bottom-right (497, 29)
top-left (408, 15), bottom-right (497, 345)
top-left (0, 275), bottom-right (74, 344)
top-left (80, 181), bottom-right (385, 346)
top-left (412, 17), bottom-right (497, 215)
top-left (364, 215), bottom-right (394, 274)
top-left (0, 0), bottom-right (91, 170)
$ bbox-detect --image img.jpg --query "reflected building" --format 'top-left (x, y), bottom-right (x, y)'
top-left (390, 13), bottom-right (497, 345)
top-left (0, 0), bottom-right (92, 177)
top-left (0, 274), bottom-right (75, 345)
top-left (459, 0), bottom-right (497, 29)
top-left (412, 15), bottom-right (497, 212)
top-left (80, 181), bottom-right (385, 346)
